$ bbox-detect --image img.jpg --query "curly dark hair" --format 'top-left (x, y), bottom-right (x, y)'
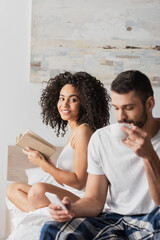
top-left (40, 71), bottom-right (110, 136)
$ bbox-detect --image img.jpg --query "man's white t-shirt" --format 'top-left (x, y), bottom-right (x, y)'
top-left (87, 125), bottom-right (160, 215)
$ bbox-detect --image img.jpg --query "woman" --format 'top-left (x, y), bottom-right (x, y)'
top-left (7, 71), bottom-right (110, 212)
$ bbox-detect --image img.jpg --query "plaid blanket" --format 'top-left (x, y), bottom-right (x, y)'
top-left (40, 206), bottom-right (160, 240)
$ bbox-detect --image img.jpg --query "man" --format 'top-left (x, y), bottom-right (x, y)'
top-left (40, 70), bottom-right (160, 239)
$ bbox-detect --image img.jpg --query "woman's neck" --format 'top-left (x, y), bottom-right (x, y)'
top-left (68, 120), bottom-right (79, 131)
top-left (67, 122), bottom-right (79, 145)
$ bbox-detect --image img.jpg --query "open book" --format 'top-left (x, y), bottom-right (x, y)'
top-left (16, 129), bottom-right (56, 159)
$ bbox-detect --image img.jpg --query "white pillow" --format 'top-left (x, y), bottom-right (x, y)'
top-left (25, 167), bottom-right (56, 185)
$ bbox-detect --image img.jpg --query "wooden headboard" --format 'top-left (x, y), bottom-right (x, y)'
top-left (7, 145), bottom-right (63, 183)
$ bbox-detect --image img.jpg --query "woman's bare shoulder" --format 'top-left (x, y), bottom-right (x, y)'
top-left (77, 123), bottom-right (93, 133)
top-left (73, 124), bottom-right (94, 143)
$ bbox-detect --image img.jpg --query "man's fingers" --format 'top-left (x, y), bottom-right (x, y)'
top-left (121, 125), bottom-right (146, 137)
top-left (62, 197), bottom-right (70, 207)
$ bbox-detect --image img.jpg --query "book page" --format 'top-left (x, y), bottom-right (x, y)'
top-left (25, 130), bottom-right (56, 149)
top-left (16, 130), bottom-right (56, 159)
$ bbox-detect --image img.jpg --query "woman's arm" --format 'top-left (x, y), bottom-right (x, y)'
top-left (23, 124), bottom-right (93, 190)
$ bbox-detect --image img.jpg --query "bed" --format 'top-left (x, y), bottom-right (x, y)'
top-left (6, 145), bottom-right (63, 240)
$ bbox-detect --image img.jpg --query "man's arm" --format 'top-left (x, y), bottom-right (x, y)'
top-left (143, 151), bottom-right (160, 206)
top-left (122, 125), bottom-right (160, 206)
top-left (49, 173), bottom-right (109, 222)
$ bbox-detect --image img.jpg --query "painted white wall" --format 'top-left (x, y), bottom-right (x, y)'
top-left (0, 0), bottom-right (159, 239)
top-left (0, 1), bottom-right (67, 239)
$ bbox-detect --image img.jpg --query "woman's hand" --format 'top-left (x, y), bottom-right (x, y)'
top-left (22, 148), bottom-right (47, 167)
top-left (49, 197), bottom-right (75, 222)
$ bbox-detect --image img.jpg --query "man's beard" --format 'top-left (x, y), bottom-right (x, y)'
top-left (118, 106), bottom-right (148, 128)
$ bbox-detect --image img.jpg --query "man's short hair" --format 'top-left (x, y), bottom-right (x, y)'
top-left (111, 70), bottom-right (154, 103)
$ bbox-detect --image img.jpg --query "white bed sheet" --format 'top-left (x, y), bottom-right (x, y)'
top-left (6, 198), bottom-right (52, 240)
top-left (6, 168), bottom-right (62, 240)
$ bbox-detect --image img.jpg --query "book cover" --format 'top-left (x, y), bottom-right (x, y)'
top-left (16, 129), bottom-right (56, 159)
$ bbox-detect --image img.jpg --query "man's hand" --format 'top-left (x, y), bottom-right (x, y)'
top-left (121, 125), bottom-right (154, 159)
top-left (49, 197), bottom-right (75, 222)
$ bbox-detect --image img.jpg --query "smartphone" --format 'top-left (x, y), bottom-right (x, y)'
top-left (45, 192), bottom-right (67, 210)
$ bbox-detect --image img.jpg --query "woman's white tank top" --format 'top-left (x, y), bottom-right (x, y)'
top-left (56, 141), bottom-right (85, 198)
top-left (56, 142), bottom-right (74, 172)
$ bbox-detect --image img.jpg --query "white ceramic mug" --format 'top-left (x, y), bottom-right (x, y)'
top-left (110, 123), bottom-right (132, 140)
